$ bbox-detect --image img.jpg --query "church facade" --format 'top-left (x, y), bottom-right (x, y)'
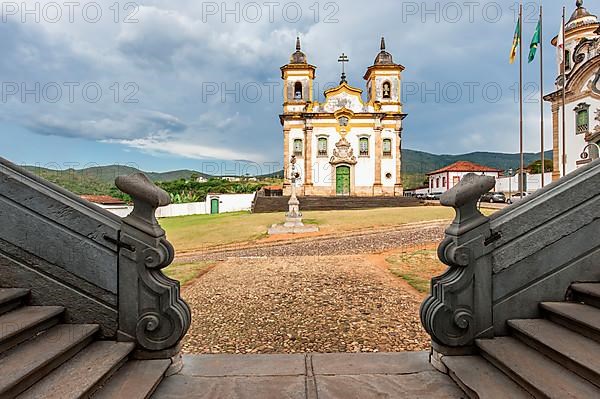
top-left (545, 1), bottom-right (600, 179)
top-left (280, 38), bottom-right (406, 197)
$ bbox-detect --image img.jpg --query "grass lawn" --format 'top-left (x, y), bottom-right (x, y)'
top-left (164, 261), bottom-right (216, 286)
top-left (160, 206), bottom-right (469, 253)
top-left (385, 244), bottom-right (448, 293)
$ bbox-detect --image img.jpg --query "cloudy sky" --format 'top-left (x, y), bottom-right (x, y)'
top-left (0, 0), bottom-right (580, 174)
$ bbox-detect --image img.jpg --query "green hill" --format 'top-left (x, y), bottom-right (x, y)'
top-left (22, 148), bottom-right (553, 195)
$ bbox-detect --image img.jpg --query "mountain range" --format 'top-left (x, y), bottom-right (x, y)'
top-left (22, 149), bottom-right (553, 194)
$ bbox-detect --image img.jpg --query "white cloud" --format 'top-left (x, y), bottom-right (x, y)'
top-left (108, 133), bottom-right (265, 162)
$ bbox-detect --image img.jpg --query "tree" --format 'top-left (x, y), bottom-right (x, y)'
top-left (526, 159), bottom-right (553, 174)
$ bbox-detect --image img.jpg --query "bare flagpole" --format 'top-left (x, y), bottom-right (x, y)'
top-left (561, 6), bottom-right (567, 177)
top-left (519, 2), bottom-right (524, 196)
top-left (540, 4), bottom-right (545, 187)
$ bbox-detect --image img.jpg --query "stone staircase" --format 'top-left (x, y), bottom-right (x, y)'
top-left (444, 282), bottom-right (600, 398)
top-left (0, 287), bottom-right (170, 399)
top-left (252, 195), bottom-right (420, 213)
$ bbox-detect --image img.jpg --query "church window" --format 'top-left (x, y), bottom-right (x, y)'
top-left (383, 139), bottom-right (392, 156)
top-left (318, 138), bottom-right (328, 156)
top-left (293, 139), bottom-right (303, 156)
top-left (565, 50), bottom-right (571, 71)
top-left (383, 81), bottom-right (391, 99)
top-left (575, 103), bottom-right (590, 134)
top-left (359, 138), bottom-right (369, 156)
top-left (294, 82), bottom-right (303, 100)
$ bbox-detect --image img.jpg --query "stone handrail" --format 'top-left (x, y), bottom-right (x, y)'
top-left (422, 160), bottom-right (600, 354)
top-left (420, 173), bottom-right (496, 354)
top-left (115, 173), bottom-right (191, 357)
top-left (0, 157), bottom-right (190, 361)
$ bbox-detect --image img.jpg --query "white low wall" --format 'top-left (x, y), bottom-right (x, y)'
top-left (206, 193), bottom-right (255, 214)
top-left (495, 173), bottom-right (553, 194)
top-left (156, 202), bottom-right (206, 218)
top-left (97, 193), bottom-right (256, 218)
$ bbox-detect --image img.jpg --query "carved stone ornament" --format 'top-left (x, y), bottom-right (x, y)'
top-left (115, 173), bottom-right (191, 356)
top-left (590, 67), bottom-right (600, 96)
top-left (420, 173), bottom-right (496, 353)
top-left (330, 137), bottom-right (357, 165)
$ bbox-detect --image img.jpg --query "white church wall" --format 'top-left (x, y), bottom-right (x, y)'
top-left (381, 131), bottom-right (397, 187)
top-left (289, 128), bottom-right (306, 185)
top-left (557, 94), bottom-right (600, 176)
top-left (349, 127), bottom-right (376, 189)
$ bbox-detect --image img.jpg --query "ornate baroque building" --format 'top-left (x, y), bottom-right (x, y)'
top-left (279, 38), bottom-right (406, 196)
top-left (545, 1), bottom-right (600, 179)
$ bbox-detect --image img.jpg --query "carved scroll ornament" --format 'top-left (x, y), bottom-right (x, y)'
top-left (115, 173), bottom-right (191, 354)
top-left (420, 173), bottom-right (495, 352)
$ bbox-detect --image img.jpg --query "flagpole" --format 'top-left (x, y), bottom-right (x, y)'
top-left (561, 6), bottom-right (567, 177)
top-left (540, 4), bottom-right (545, 187)
top-left (519, 2), bottom-right (524, 196)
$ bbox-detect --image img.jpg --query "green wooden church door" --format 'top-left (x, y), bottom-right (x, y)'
top-left (336, 166), bottom-right (351, 196)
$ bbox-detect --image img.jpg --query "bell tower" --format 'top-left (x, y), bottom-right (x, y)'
top-left (363, 37), bottom-right (404, 113)
top-left (280, 37), bottom-right (316, 114)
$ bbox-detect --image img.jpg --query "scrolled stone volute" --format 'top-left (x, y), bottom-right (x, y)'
top-left (420, 173), bottom-right (495, 354)
top-left (115, 173), bottom-right (191, 359)
top-left (116, 173), bottom-right (171, 237)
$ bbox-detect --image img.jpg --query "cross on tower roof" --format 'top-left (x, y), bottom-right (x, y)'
top-left (338, 53), bottom-right (349, 84)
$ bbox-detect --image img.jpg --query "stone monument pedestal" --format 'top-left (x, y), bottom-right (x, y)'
top-left (269, 156), bottom-right (319, 235)
top-left (267, 198), bottom-right (319, 235)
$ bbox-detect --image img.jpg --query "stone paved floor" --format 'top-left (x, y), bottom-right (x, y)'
top-left (181, 255), bottom-right (431, 354)
top-left (176, 222), bottom-right (446, 262)
top-left (152, 352), bottom-right (465, 399)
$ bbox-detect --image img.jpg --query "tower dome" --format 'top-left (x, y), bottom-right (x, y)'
top-left (289, 37), bottom-right (307, 64)
top-left (566, 0), bottom-right (598, 30)
top-left (373, 37), bottom-right (395, 66)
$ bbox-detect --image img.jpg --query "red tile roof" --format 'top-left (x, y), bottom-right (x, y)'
top-left (80, 195), bottom-right (126, 205)
top-left (427, 161), bottom-right (501, 176)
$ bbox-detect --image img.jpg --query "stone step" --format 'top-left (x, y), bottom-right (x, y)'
top-left (541, 302), bottom-right (600, 344)
top-left (476, 337), bottom-right (600, 398)
top-left (92, 359), bottom-right (171, 399)
top-left (571, 283), bottom-right (600, 309)
top-left (0, 288), bottom-right (29, 316)
top-left (17, 341), bottom-right (135, 399)
top-left (0, 306), bottom-right (64, 353)
top-left (253, 196), bottom-right (420, 213)
top-left (442, 355), bottom-right (533, 399)
top-left (0, 324), bottom-right (99, 398)
top-left (509, 319), bottom-right (600, 388)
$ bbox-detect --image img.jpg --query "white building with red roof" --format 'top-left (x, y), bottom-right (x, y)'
top-left (426, 161), bottom-right (502, 194)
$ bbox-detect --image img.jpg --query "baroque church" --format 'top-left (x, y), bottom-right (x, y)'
top-left (545, 0), bottom-right (600, 179)
top-left (280, 37), bottom-right (406, 197)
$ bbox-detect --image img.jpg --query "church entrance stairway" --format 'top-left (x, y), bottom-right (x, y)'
top-left (252, 195), bottom-right (420, 213)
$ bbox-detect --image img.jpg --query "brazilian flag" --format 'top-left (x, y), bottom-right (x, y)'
top-left (509, 18), bottom-right (521, 64)
top-left (529, 20), bottom-right (541, 63)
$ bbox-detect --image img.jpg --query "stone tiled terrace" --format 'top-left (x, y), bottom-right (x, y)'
top-left (153, 352), bottom-right (464, 398)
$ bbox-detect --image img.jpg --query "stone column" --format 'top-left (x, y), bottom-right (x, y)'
top-left (552, 105), bottom-right (561, 182)
top-left (283, 128), bottom-right (291, 195)
top-left (373, 126), bottom-right (383, 196)
top-left (304, 124), bottom-right (314, 195)
top-left (395, 128), bottom-right (404, 196)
